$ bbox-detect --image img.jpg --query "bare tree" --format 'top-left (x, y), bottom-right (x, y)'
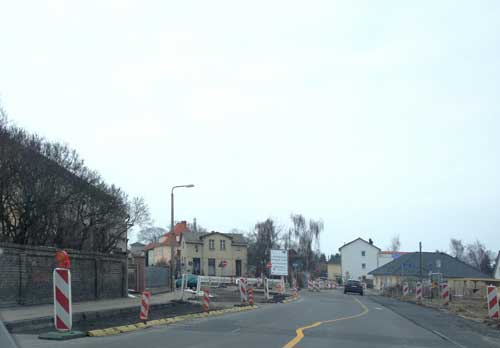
top-left (0, 103), bottom-right (150, 253)
top-left (249, 218), bottom-right (281, 276)
top-left (465, 240), bottom-right (494, 274)
top-left (290, 214), bottom-right (324, 272)
top-left (449, 238), bottom-right (465, 260)
top-left (389, 234), bottom-right (401, 252)
top-left (137, 226), bottom-right (167, 244)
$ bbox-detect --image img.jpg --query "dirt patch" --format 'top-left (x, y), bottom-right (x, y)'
top-left (384, 294), bottom-right (496, 327)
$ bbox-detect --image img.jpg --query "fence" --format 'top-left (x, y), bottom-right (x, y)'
top-left (145, 266), bottom-right (170, 289)
top-left (0, 242), bottom-right (127, 307)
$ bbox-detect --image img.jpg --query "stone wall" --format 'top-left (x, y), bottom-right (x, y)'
top-left (0, 242), bottom-right (127, 307)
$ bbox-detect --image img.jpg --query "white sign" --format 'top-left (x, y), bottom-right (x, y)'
top-left (270, 249), bottom-right (288, 276)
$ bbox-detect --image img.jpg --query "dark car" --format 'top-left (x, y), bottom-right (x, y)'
top-left (344, 280), bottom-right (364, 295)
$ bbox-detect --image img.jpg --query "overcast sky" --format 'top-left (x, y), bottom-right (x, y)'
top-left (1, 1), bottom-right (499, 256)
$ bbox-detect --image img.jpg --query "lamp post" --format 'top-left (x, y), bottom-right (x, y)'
top-left (170, 184), bottom-right (194, 292)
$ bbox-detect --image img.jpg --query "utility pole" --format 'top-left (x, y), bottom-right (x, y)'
top-left (419, 242), bottom-right (422, 282)
top-left (170, 184), bottom-right (195, 292)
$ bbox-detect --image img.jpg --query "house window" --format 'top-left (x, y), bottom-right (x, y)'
top-left (208, 258), bottom-right (216, 276)
top-left (361, 251), bottom-right (365, 257)
top-left (362, 263), bottom-right (366, 269)
top-left (220, 240), bottom-right (226, 250)
top-left (209, 239), bottom-right (215, 250)
top-left (195, 245), bottom-right (199, 252)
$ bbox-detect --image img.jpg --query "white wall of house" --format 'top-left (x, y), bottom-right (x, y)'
top-left (340, 239), bottom-right (380, 281)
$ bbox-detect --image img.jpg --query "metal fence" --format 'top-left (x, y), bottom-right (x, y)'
top-left (146, 266), bottom-right (170, 289)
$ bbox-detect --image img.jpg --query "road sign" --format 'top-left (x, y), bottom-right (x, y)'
top-left (219, 260), bottom-right (227, 268)
top-left (266, 262), bottom-right (272, 269)
top-left (270, 249), bottom-right (288, 276)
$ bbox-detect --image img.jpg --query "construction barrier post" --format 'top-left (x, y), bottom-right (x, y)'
top-left (203, 288), bottom-right (210, 312)
top-left (403, 282), bottom-right (409, 296)
top-left (416, 282), bottom-right (422, 301)
top-left (239, 278), bottom-right (248, 303)
top-left (264, 278), bottom-right (270, 300)
top-left (139, 291), bottom-right (151, 321)
top-left (441, 283), bottom-right (449, 306)
top-left (487, 285), bottom-right (499, 319)
top-left (53, 268), bottom-right (72, 331)
top-left (248, 287), bottom-right (254, 306)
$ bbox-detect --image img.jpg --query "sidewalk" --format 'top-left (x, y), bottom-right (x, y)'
top-left (0, 291), bottom-right (180, 323)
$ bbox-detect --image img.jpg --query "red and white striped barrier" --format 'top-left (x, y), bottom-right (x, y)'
top-left (314, 280), bottom-right (320, 292)
top-left (139, 291), bottom-right (151, 320)
top-left (203, 288), bottom-right (210, 312)
top-left (53, 268), bottom-right (72, 331)
top-left (264, 278), bottom-right (270, 300)
top-left (403, 282), bottom-right (409, 296)
top-left (441, 283), bottom-right (449, 306)
top-left (239, 278), bottom-right (248, 303)
top-left (487, 285), bottom-right (499, 319)
top-left (308, 280), bottom-right (313, 291)
top-left (248, 287), bottom-right (254, 306)
top-left (415, 282), bottom-right (422, 301)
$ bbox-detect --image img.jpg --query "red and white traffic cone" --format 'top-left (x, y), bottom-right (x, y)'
top-left (203, 288), bottom-right (210, 312)
top-left (140, 291), bottom-right (151, 321)
top-left (248, 288), bottom-right (254, 306)
top-left (487, 285), bottom-right (499, 319)
top-left (53, 268), bottom-right (72, 331)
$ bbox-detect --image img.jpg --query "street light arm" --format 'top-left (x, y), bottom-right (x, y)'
top-left (171, 184), bottom-right (195, 194)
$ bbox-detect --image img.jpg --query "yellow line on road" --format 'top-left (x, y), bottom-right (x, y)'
top-left (282, 297), bottom-right (369, 348)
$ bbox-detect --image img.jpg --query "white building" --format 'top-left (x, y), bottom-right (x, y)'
top-left (339, 238), bottom-right (381, 281)
top-left (378, 251), bottom-right (408, 268)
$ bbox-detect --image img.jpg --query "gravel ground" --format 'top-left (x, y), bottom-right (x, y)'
top-left (370, 295), bottom-right (500, 347)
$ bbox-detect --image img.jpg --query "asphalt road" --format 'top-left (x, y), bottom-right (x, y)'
top-left (13, 290), bottom-right (500, 348)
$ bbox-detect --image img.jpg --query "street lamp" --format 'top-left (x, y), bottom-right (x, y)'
top-left (170, 184), bottom-right (195, 291)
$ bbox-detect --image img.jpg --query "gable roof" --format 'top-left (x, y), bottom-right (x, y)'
top-left (339, 238), bottom-right (381, 251)
top-left (369, 252), bottom-right (493, 279)
top-left (181, 231), bottom-right (247, 246)
top-left (130, 242), bottom-right (145, 247)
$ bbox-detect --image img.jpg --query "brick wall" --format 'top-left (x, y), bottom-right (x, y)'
top-left (0, 242), bottom-right (127, 307)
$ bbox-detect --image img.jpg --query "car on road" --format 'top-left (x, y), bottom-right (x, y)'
top-left (344, 280), bottom-right (364, 296)
top-left (175, 274), bottom-right (198, 289)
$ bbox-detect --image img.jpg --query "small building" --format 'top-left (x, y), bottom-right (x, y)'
top-left (129, 242), bottom-right (145, 256)
top-left (378, 251), bottom-right (409, 267)
top-left (369, 251), bottom-right (498, 291)
top-left (149, 221), bottom-right (190, 266)
top-left (180, 230), bottom-right (248, 277)
top-left (339, 238), bottom-right (381, 282)
top-left (327, 263), bottom-right (342, 281)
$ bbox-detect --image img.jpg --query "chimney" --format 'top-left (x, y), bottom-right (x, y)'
top-left (369, 238), bottom-right (373, 245)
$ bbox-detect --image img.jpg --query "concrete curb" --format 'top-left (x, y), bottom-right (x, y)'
top-left (282, 296), bottom-right (300, 304)
top-left (87, 305), bottom-right (259, 337)
top-left (5, 301), bottom-right (196, 334)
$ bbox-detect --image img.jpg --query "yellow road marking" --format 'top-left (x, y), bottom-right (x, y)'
top-left (282, 297), bottom-right (369, 348)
